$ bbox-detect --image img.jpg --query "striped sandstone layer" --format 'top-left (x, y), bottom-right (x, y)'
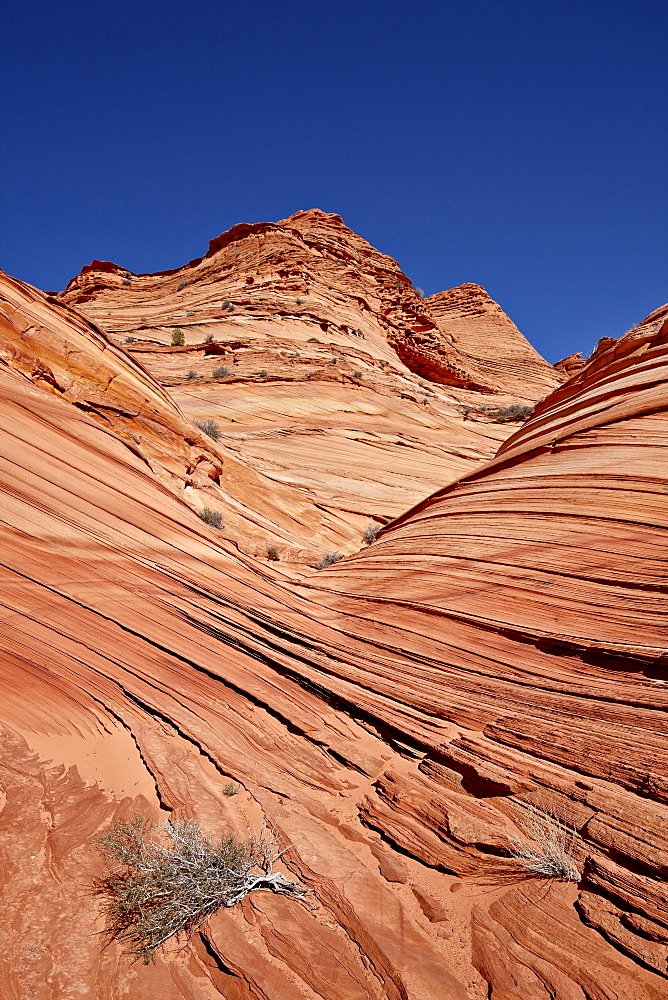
top-left (0, 267), bottom-right (665, 1000)
top-left (60, 210), bottom-right (563, 566)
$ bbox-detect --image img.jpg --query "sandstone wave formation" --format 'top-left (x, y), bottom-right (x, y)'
top-left (0, 217), bottom-right (666, 1000)
top-left (60, 210), bottom-right (563, 566)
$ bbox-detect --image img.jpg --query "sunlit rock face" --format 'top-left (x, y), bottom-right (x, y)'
top-left (60, 209), bottom-right (562, 566)
top-left (1, 250), bottom-right (666, 1000)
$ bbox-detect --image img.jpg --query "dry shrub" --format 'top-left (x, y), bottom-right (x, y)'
top-left (508, 803), bottom-right (580, 882)
top-left (318, 551), bottom-right (344, 568)
top-left (91, 817), bottom-right (309, 963)
top-left (198, 507), bottom-right (223, 528)
top-left (194, 418), bottom-right (221, 441)
top-left (362, 523), bottom-right (380, 545)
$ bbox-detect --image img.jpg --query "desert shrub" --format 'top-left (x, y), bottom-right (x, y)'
top-left (493, 404), bottom-right (534, 423)
top-left (318, 551), bottom-right (344, 569)
top-left (186, 310), bottom-right (197, 317)
top-left (330, 357), bottom-right (337, 364)
top-left (508, 804), bottom-right (580, 882)
top-left (198, 507), bottom-right (223, 528)
top-left (186, 370), bottom-right (198, 380)
top-left (171, 328), bottom-right (186, 346)
top-left (221, 300), bottom-right (235, 312)
top-left (266, 545), bottom-right (279, 560)
top-left (222, 782), bottom-right (240, 796)
top-left (204, 332), bottom-right (214, 343)
top-left (194, 419), bottom-right (221, 441)
top-left (124, 336), bottom-right (136, 344)
top-left (352, 371), bottom-right (363, 378)
top-left (307, 337), bottom-right (320, 343)
top-left (91, 816), bottom-right (309, 963)
top-left (177, 280), bottom-right (189, 291)
top-left (258, 370), bottom-right (268, 378)
top-left (213, 366), bottom-right (230, 378)
top-left (413, 286), bottom-right (425, 298)
top-left (122, 278), bottom-right (131, 286)
top-left (362, 523), bottom-right (380, 545)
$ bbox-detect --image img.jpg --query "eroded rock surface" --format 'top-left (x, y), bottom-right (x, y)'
top-left (60, 210), bottom-right (563, 565)
top-left (0, 260), bottom-right (666, 1000)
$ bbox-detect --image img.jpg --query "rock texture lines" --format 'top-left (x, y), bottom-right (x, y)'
top-left (0, 217), bottom-right (666, 1000)
top-left (60, 209), bottom-right (563, 566)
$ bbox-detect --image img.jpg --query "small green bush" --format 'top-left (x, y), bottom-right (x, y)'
top-left (352, 371), bottom-right (363, 378)
top-left (122, 278), bottom-right (131, 286)
top-left (413, 286), bottom-right (425, 298)
top-left (258, 370), bottom-right (268, 378)
top-left (307, 337), bottom-right (320, 343)
top-left (171, 328), bottom-right (186, 346)
top-left (194, 419), bottom-right (221, 441)
top-left (223, 782), bottom-right (240, 795)
top-left (267, 545), bottom-right (279, 560)
top-left (186, 370), bottom-right (198, 380)
top-left (213, 366), bottom-right (230, 378)
top-left (204, 332), bottom-right (214, 344)
top-left (177, 280), bottom-right (189, 291)
top-left (198, 507), bottom-right (223, 528)
top-left (124, 336), bottom-right (136, 344)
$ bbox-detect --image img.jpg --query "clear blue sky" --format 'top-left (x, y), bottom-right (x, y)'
top-left (1, 0), bottom-right (665, 362)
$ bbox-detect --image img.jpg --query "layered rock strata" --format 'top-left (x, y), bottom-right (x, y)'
top-left (1, 263), bottom-right (665, 999)
top-left (60, 210), bottom-right (563, 565)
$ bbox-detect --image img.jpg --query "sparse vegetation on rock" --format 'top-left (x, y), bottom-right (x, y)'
top-left (318, 551), bottom-right (344, 568)
top-left (508, 804), bottom-right (580, 882)
top-left (362, 523), bottom-right (380, 545)
top-left (186, 370), bottom-right (198, 380)
top-left (171, 328), bottom-right (185, 346)
top-left (198, 507), bottom-right (223, 528)
top-left (194, 418), bottom-right (221, 441)
top-left (91, 816), bottom-right (309, 963)
top-left (213, 366), bottom-right (229, 378)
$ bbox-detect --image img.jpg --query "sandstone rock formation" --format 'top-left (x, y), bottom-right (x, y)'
top-left (60, 210), bottom-right (563, 566)
top-left (0, 244), bottom-right (666, 1000)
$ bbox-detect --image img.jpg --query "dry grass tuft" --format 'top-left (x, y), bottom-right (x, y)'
top-left (91, 817), bottom-right (309, 963)
top-left (508, 804), bottom-right (580, 882)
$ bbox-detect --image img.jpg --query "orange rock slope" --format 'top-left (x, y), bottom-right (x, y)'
top-left (60, 210), bottom-right (563, 566)
top-left (0, 259), bottom-right (666, 1000)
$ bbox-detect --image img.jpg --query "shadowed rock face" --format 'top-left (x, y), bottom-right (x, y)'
top-left (59, 209), bottom-right (563, 566)
top-left (1, 255), bottom-right (666, 1000)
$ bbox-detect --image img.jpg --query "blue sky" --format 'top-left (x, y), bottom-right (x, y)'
top-left (1, 0), bottom-right (665, 362)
